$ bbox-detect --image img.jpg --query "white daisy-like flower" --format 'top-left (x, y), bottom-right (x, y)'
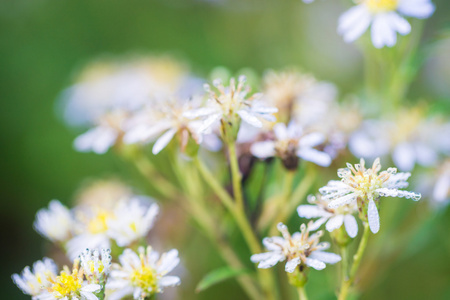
top-left (250, 122), bottom-right (332, 169)
top-left (251, 222), bottom-right (341, 273)
top-left (297, 195), bottom-right (359, 238)
top-left (79, 248), bottom-right (112, 285)
top-left (12, 257), bottom-right (58, 298)
top-left (123, 97), bottom-right (206, 154)
top-left (107, 199), bottom-right (159, 247)
top-left (184, 76), bottom-right (277, 134)
top-left (319, 158), bottom-right (421, 234)
top-left (106, 246), bottom-right (180, 300)
top-left (37, 259), bottom-right (101, 300)
top-left (338, 0), bottom-right (435, 48)
top-left (74, 110), bottom-right (129, 155)
top-left (34, 200), bottom-right (73, 243)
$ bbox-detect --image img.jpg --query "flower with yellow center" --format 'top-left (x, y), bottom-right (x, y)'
top-left (107, 246), bottom-right (180, 300)
top-left (80, 248), bottom-right (111, 285)
top-left (44, 260), bottom-right (101, 300)
top-left (12, 257), bottom-right (58, 297)
top-left (251, 222), bottom-right (341, 273)
top-left (338, 0), bottom-right (435, 48)
top-left (320, 158), bottom-right (421, 233)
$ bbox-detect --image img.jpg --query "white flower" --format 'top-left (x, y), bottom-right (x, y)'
top-left (338, 0), bottom-right (435, 48)
top-left (34, 200), bottom-right (73, 243)
top-left (251, 222), bottom-right (341, 273)
top-left (107, 199), bottom-right (159, 247)
top-left (297, 195), bottom-right (359, 238)
top-left (319, 158), bottom-right (421, 234)
top-left (107, 246), bottom-right (180, 300)
top-left (184, 76), bottom-right (277, 134)
top-left (250, 122), bottom-right (332, 168)
top-left (12, 257), bottom-right (58, 298)
top-left (79, 248), bottom-right (112, 284)
top-left (37, 260), bottom-right (101, 300)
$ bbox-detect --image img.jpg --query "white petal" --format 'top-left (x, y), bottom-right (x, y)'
top-left (308, 217), bottom-right (329, 231)
top-left (159, 276), bottom-right (181, 287)
top-left (81, 284), bottom-right (101, 293)
top-left (80, 291), bottom-right (98, 300)
top-left (257, 253), bottom-right (285, 269)
top-left (152, 128), bottom-right (177, 154)
top-left (397, 0), bottom-right (435, 19)
top-left (368, 199), bottom-right (380, 234)
top-left (157, 249), bottom-right (179, 274)
top-left (344, 214), bottom-right (358, 238)
top-left (285, 257), bottom-right (301, 273)
top-left (371, 13), bottom-right (397, 48)
top-left (305, 258), bottom-right (326, 270)
top-left (309, 251), bottom-right (341, 264)
top-left (299, 132), bottom-right (325, 148)
top-left (325, 215), bottom-right (344, 232)
top-left (297, 205), bottom-right (329, 219)
top-left (392, 143), bottom-right (416, 171)
top-left (250, 141), bottom-right (276, 159)
top-left (328, 193), bottom-right (356, 208)
top-left (338, 5), bottom-right (372, 43)
top-left (273, 123), bottom-right (288, 140)
top-left (414, 143), bottom-right (437, 167)
top-left (297, 148), bottom-right (332, 167)
top-left (389, 13), bottom-right (411, 35)
top-left (237, 110), bottom-right (262, 128)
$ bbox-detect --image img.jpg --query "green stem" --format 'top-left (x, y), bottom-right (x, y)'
top-left (297, 286), bottom-right (308, 300)
top-left (340, 245), bottom-right (348, 287)
top-left (338, 222), bottom-right (371, 300)
top-left (227, 139), bottom-right (244, 210)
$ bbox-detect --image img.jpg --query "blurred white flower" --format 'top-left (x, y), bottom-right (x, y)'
top-left (251, 222), bottom-right (341, 273)
top-left (250, 122), bottom-right (332, 168)
top-left (338, 0), bottom-right (435, 48)
top-left (34, 200), bottom-right (73, 243)
top-left (79, 248), bottom-right (112, 285)
top-left (184, 76), bottom-right (277, 134)
top-left (37, 259), bottom-right (101, 300)
top-left (297, 194), bottom-right (359, 238)
top-left (107, 199), bottom-right (159, 247)
top-left (319, 158), bottom-right (421, 233)
top-left (107, 246), bottom-right (180, 300)
top-left (12, 257), bottom-right (58, 298)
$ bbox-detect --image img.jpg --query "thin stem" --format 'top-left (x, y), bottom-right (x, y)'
top-left (340, 245), bottom-right (348, 287)
top-left (227, 139), bottom-right (244, 210)
top-left (297, 286), bottom-right (308, 300)
top-left (338, 222), bottom-right (371, 300)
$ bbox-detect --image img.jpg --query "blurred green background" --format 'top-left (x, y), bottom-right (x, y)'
top-left (1, 0), bottom-right (449, 299)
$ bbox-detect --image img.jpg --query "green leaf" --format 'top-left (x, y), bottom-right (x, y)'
top-left (196, 267), bottom-right (250, 293)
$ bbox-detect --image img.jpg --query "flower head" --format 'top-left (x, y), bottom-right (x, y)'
top-left (250, 122), bottom-right (332, 169)
top-left (251, 222), bottom-right (341, 273)
top-left (338, 0), bottom-right (435, 48)
top-left (79, 248), bottom-right (112, 285)
top-left (297, 194), bottom-right (359, 238)
top-left (40, 259), bottom-right (101, 300)
top-left (12, 258), bottom-right (58, 298)
top-left (319, 158), bottom-right (421, 233)
top-left (34, 200), bottom-right (73, 243)
top-left (107, 246), bottom-right (180, 300)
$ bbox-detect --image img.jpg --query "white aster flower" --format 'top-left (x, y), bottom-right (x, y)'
top-left (184, 76), bottom-right (277, 134)
top-left (37, 259), bottom-right (101, 300)
top-left (12, 257), bottom-right (58, 298)
top-left (297, 195), bottom-right (359, 238)
top-left (251, 222), bottom-right (341, 273)
top-left (319, 158), bottom-right (421, 234)
top-left (79, 248), bottom-right (112, 285)
top-left (338, 0), bottom-right (435, 48)
top-left (107, 199), bottom-right (159, 247)
top-left (107, 246), bottom-right (180, 300)
top-left (34, 200), bottom-right (73, 243)
top-left (250, 122), bottom-right (332, 169)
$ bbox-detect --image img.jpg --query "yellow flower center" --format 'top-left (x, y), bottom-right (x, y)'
top-left (353, 172), bottom-right (384, 197)
top-left (51, 271), bottom-right (82, 297)
top-left (131, 266), bottom-right (158, 292)
top-left (87, 260), bottom-right (105, 274)
top-left (87, 211), bottom-right (112, 234)
top-left (365, 0), bottom-right (398, 13)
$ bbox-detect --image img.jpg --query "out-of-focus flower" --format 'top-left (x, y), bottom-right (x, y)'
top-left (250, 122), bottom-right (332, 169)
top-left (12, 258), bottom-right (58, 298)
top-left (34, 200), bottom-right (73, 243)
top-left (79, 248), bottom-right (112, 285)
top-left (184, 76), bottom-right (277, 135)
top-left (338, 0), bottom-right (435, 48)
top-left (251, 222), bottom-right (341, 273)
top-left (123, 97), bottom-right (206, 154)
top-left (108, 199), bottom-right (159, 247)
top-left (431, 159), bottom-right (450, 205)
top-left (74, 179), bottom-right (132, 209)
top-left (38, 259), bottom-right (101, 300)
top-left (107, 246), bottom-right (180, 300)
top-left (297, 194), bottom-right (359, 238)
top-left (319, 158), bottom-right (421, 233)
